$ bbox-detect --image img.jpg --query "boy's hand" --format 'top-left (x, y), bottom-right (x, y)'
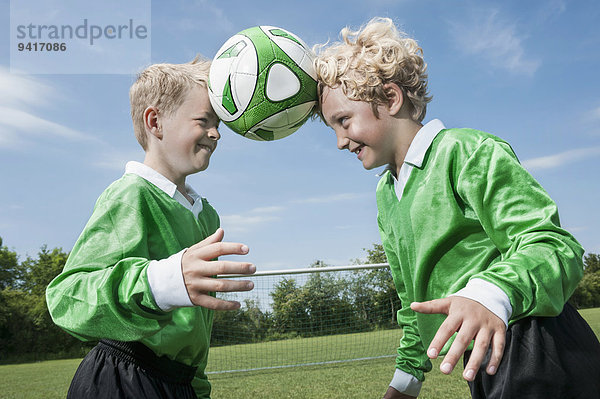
top-left (411, 297), bottom-right (505, 382)
top-left (182, 228), bottom-right (255, 310)
top-left (383, 386), bottom-right (417, 399)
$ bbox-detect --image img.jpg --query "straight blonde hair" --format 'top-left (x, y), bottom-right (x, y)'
top-left (129, 56), bottom-right (211, 149)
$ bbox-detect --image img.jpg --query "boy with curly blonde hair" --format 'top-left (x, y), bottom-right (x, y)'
top-left (315, 17), bottom-right (600, 399)
top-left (47, 57), bottom-right (256, 399)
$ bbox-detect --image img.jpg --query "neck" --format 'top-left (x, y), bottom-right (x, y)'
top-left (392, 119), bottom-right (423, 177)
top-left (143, 154), bottom-right (187, 194)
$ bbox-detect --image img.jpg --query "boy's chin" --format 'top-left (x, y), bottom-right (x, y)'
top-left (362, 161), bottom-right (378, 170)
top-left (186, 162), bottom-right (210, 175)
top-left (195, 163), bottom-right (210, 173)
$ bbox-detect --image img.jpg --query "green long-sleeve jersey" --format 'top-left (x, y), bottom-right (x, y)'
top-left (376, 127), bottom-right (584, 382)
top-left (46, 173), bottom-right (220, 398)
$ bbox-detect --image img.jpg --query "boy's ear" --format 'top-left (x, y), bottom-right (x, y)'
top-left (143, 106), bottom-right (162, 139)
top-left (383, 83), bottom-right (404, 116)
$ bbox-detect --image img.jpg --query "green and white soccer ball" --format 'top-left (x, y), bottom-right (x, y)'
top-left (208, 26), bottom-right (318, 141)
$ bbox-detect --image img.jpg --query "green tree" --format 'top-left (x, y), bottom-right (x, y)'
top-left (0, 237), bottom-right (22, 289)
top-left (583, 253), bottom-right (600, 274)
top-left (20, 246), bottom-right (76, 354)
top-left (365, 243), bottom-right (387, 264)
top-left (0, 242), bottom-right (84, 362)
top-left (571, 253), bottom-right (600, 309)
top-left (301, 262), bottom-right (357, 336)
top-left (271, 278), bottom-right (307, 336)
top-left (354, 243), bottom-right (400, 326)
top-left (211, 299), bottom-right (272, 346)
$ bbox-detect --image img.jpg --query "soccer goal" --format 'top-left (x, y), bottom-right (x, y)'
top-left (206, 263), bottom-right (401, 374)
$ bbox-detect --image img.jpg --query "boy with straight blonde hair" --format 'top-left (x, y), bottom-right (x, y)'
top-left (315, 17), bottom-right (600, 399)
top-left (47, 57), bottom-right (256, 399)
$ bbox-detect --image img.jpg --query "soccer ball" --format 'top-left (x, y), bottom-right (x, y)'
top-left (208, 26), bottom-right (318, 141)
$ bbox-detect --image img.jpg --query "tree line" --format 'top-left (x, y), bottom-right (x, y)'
top-left (1, 236), bottom-right (599, 363)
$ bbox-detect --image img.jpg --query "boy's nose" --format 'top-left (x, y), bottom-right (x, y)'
top-left (337, 134), bottom-right (349, 150)
top-left (209, 126), bottom-right (220, 141)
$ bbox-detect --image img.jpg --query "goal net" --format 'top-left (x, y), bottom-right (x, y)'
top-left (206, 263), bottom-right (402, 374)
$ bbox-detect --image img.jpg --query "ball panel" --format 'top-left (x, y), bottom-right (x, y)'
top-left (267, 28), bottom-right (304, 46)
top-left (265, 63), bottom-right (300, 101)
top-left (221, 76), bottom-right (238, 115)
top-left (208, 34), bottom-right (258, 123)
top-left (216, 40), bottom-right (247, 59)
top-left (231, 72), bottom-right (257, 117)
top-left (245, 101), bottom-right (315, 141)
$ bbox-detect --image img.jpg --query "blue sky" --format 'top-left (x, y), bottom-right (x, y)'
top-left (1, 0), bottom-right (599, 271)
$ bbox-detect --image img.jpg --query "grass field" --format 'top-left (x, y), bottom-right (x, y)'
top-left (1, 307), bottom-right (598, 399)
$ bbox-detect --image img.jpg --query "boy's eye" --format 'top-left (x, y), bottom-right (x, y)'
top-left (339, 117), bottom-right (349, 127)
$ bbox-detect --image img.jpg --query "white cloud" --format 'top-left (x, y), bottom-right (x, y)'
top-left (562, 226), bottom-right (588, 234)
top-left (168, 0), bottom-right (234, 34)
top-left (535, 0), bottom-right (566, 24)
top-left (0, 67), bottom-right (56, 107)
top-left (220, 213), bottom-right (282, 233)
top-left (448, 8), bottom-right (540, 76)
top-left (0, 68), bottom-right (98, 148)
top-left (522, 146), bottom-right (600, 171)
top-left (292, 192), bottom-right (369, 204)
top-left (219, 193), bottom-right (369, 234)
top-left (0, 106), bottom-right (94, 142)
top-left (92, 148), bottom-right (144, 171)
top-left (587, 106), bottom-right (600, 121)
top-left (220, 206), bottom-right (284, 233)
top-left (249, 206), bottom-right (286, 214)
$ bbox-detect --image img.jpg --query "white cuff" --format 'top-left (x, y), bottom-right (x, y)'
top-left (389, 368), bottom-right (422, 397)
top-left (451, 278), bottom-right (512, 328)
top-left (147, 249), bottom-right (193, 311)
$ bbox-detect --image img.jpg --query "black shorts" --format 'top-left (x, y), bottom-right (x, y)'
top-left (464, 302), bottom-right (600, 399)
top-left (67, 339), bottom-right (198, 399)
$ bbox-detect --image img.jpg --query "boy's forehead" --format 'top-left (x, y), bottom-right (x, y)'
top-left (321, 86), bottom-right (348, 120)
top-left (173, 85), bottom-right (214, 115)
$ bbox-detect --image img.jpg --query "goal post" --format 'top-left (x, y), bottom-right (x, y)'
top-left (206, 263), bottom-right (402, 374)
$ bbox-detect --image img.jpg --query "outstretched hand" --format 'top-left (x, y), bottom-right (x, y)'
top-left (411, 296), bottom-right (506, 382)
top-left (181, 228), bottom-right (255, 310)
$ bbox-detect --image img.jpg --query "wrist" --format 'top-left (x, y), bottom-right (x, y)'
top-left (147, 249), bottom-right (193, 311)
top-left (451, 278), bottom-right (511, 328)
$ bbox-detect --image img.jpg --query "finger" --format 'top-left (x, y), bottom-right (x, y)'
top-left (462, 330), bottom-right (492, 381)
top-left (187, 260), bottom-right (256, 276)
top-left (486, 331), bottom-right (505, 375)
top-left (192, 241), bottom-right (250, 260)
top-left (191, 277), bottom-right (255, 293)
top-left (438, 323), bottom-right (477, 375)
top-left (191, 228), bottom-right (224, 249)
top-left (190, 293), bottom-right (242, 310)
top-left (426, 316), bottom-right (462, 359)
top-left (411, 298), bottom-right (451, 315)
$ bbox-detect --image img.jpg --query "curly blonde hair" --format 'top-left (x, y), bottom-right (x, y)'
top-left (129, 56), bottom-right (211, 150)
top-left (314, 17), bottom-right (432, 122)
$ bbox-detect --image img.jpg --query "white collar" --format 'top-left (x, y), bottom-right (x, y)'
top-left (391, 119), bottom-right (446, 201)
top-left (124, 161), bottom-right (203, 214)
top-left (403, 119), bottom-right (446, 168)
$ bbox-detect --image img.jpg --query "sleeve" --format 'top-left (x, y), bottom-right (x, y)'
top-left (147, 250), bottom-right (194, 311)
top-left (378, 215), bottom-right (432, 394)
top-left (192, 369), bottom-right (212, 399)
top-left (456, 138), bottom-right (584, 320)
top-left (46, 198), bottom-right (173, 342)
